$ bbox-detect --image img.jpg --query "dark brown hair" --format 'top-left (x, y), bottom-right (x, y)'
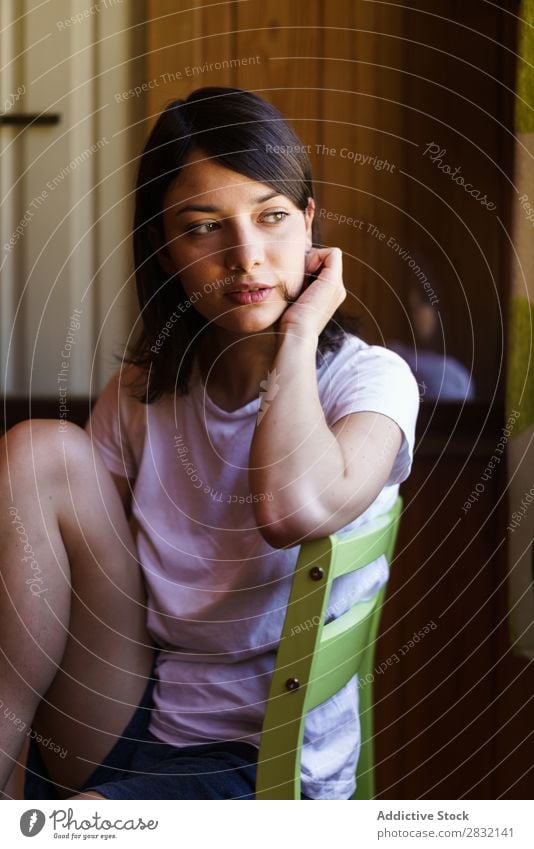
top-left (120, 86), bottom-right (361, 403)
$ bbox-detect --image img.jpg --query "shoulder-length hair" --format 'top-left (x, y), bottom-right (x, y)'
top-left (120, 86), bottom-right (361, 404)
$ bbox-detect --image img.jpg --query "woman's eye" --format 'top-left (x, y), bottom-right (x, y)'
top-left (184, 211), bottom-right (288, 235)
top-left (263, 211), bottom-right (289, 224)
top-left (185, 221), bottom-right (218, 235)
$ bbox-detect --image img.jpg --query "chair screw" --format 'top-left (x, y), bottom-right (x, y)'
top-left (285, 677), bottom-right (300, 691)
top-left (309, 566), bottom-right (324, 581)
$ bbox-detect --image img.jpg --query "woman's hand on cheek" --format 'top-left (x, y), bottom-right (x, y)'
top-left (278, 246), bottom-right (347, 340)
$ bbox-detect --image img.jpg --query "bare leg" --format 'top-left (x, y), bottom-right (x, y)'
top-left (0, 419), bottom-right (154, 798)
top-left (2, 738), bottom-right (28, 799)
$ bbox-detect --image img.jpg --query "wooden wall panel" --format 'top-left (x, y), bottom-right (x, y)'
top-left (372, 402), bottom-right (534, 799)
top-left (375, 449), bottom-right (501, 798)
top-left (145, 1), bottom-right (233, 122)
top-left (321, 1), bottom-right (408, 343)
top-left (145, 1), bottom-right (321, 139)
top-left (400, 1), bottom-right (515, 402)
top-left (233, 0), bottom-right (321, 121)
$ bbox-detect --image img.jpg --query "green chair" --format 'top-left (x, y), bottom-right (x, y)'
top-left (255, 495), bottom-right (403, 800)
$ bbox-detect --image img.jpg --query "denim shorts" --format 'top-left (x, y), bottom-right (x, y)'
top-left (24, 660), bottom-right (312, 800)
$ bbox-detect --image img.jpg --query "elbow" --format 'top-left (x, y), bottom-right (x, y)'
top-left (253, 503), bottom-right (329, 550)
top-left (256, 521), bottom-right (301, 549)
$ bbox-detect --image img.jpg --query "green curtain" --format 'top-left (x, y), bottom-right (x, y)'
top-left (506, 0), bottom-right (534, 657)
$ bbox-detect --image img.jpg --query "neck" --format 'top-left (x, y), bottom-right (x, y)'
top-left (197, 325), bottom-right (281, 410)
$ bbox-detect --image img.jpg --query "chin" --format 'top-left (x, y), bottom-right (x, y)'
top-left (218, 309), bottom-right (286, 335)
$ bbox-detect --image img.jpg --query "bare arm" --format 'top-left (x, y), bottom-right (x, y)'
top-left (249, 245), bottom-right (403, 548)
top-left (248, 333), bottom-right (402, 548)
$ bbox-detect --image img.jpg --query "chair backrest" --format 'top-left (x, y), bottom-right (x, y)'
top-left (255, 495), bottom-right (403, 800)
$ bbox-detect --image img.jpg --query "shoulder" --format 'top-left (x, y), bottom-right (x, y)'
top-left (318, 332), bottom-right (421, 443)
top-left (85, 363), bottom-right (148, 475)
top-left (320, 331), bottom-right (418, 386)
top-left (88, 364), bottom-right (148, 435)
top-left (94, 363), bottom-right (147, 406)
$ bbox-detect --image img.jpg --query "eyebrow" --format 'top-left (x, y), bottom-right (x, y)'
top-left (173, 191), bottom-right (282, 217)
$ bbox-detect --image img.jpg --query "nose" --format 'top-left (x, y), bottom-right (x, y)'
top-left (223, 217), bottom-right (265, 273)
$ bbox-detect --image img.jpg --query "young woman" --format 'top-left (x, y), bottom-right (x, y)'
top-left (0, 87), bottom-right (419, 800)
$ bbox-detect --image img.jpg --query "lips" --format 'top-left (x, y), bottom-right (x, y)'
top-left (226, 288), bottom-right (274, 305)
top-left (227, 284), bottom-right (273, 293)
top-left (225, 282), bottom-right (275, 305)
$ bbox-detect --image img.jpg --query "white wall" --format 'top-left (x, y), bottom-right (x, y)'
top-left (1, 0), bottom-right (147, 398)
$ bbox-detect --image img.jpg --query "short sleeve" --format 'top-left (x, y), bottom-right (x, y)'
top-left (321, 340), bottom-right (421, 487)
top-left (84, 368), bottom-right (139, 480)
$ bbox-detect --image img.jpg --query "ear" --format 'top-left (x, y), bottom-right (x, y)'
top-left (148, 224), bottom-right (175, 276)
top-left (304, 196), bottom-right (315, 251)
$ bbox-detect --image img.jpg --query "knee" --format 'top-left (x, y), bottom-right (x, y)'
top-left (1, 419), bottom-right (92, 486)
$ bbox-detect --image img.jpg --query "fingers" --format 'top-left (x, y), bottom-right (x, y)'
top-left (305, 246), bottom-right (343, 279)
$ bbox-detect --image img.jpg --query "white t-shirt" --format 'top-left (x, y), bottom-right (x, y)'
top-left (84, 332), bottom-right (420, 799)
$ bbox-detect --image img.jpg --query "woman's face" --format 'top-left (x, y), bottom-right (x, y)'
top-left (158, 149), bottom-right (315, 336)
